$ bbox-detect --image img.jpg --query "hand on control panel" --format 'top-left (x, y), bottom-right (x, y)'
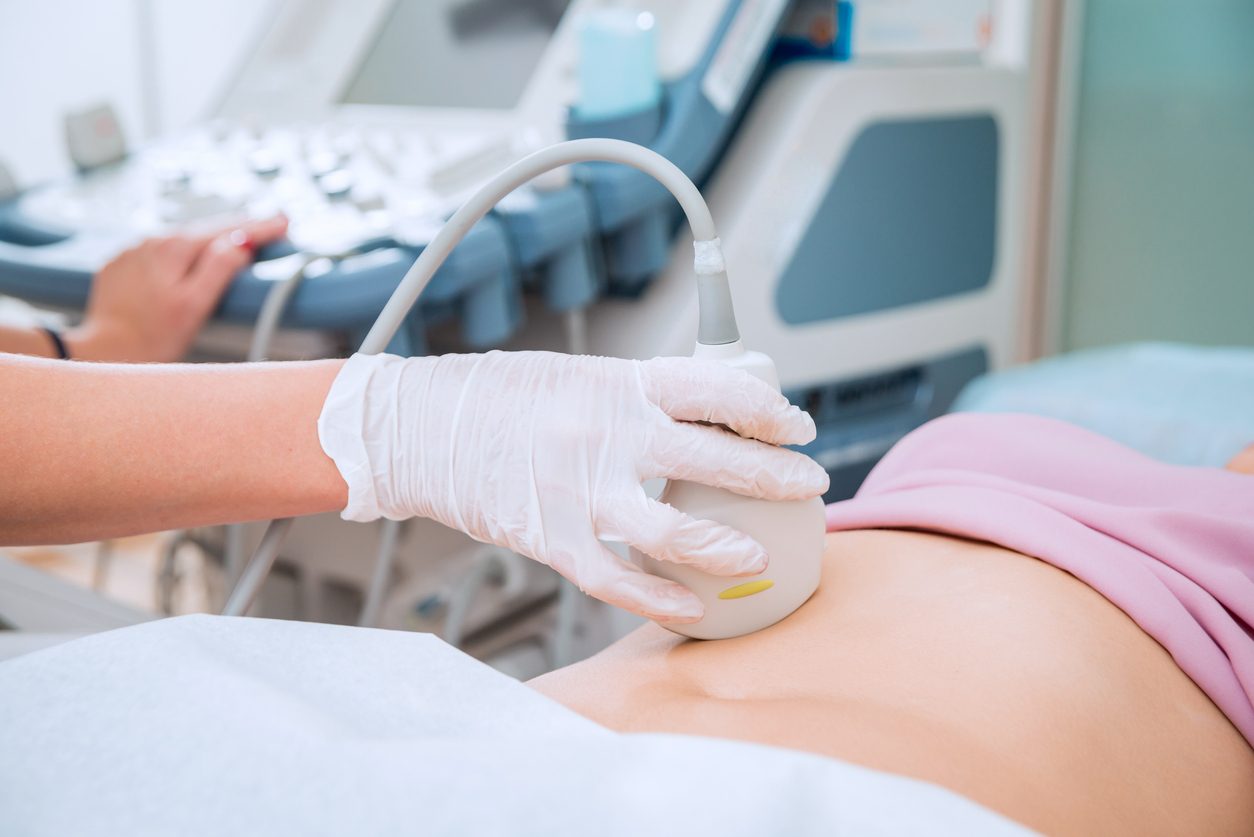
top-left (68, 215), bottom-right (289, 362)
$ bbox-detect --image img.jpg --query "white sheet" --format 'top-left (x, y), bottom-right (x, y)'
top-left (0, 615), bottom-right (1029, 836)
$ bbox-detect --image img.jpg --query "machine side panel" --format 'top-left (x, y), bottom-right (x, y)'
top-left (776, 115), bottom-right (998, 324)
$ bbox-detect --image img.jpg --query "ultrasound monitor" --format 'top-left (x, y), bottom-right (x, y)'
top-left (340, 0), bottom-right (570, 110)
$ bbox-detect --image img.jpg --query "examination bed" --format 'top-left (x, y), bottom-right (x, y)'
top-left (955, 342), bottom-right (1254, 467)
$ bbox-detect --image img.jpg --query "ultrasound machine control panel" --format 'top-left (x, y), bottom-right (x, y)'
top-left (0, 0), bottom-right (786, 352)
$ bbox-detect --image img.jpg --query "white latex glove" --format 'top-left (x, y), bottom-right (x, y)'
top-left (318, 351), bottom-right (829, 623)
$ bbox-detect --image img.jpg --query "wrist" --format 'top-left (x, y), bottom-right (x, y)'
top-left (39, 326), bottom-right (71, 359)
top-left (317, 353), bottom-right (439, 523)
top-left (319, 354), bottom-right (391, 522)
top-left (0, 324), bottom-right (64, 358)
top-left (65, 321), bottom-right (147, 363)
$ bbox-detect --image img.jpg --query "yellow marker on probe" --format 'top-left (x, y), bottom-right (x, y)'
top-left (717, 579), bottom-right (775, 600)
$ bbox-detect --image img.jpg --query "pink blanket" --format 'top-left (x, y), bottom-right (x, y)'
top-left (825, 413), bottom-right (1254, 746)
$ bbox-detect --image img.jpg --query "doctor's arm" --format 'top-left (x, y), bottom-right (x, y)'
top-left (1, 354), bottom-right (348, 545)
top-left (0, 350), bottom-right (827, 621)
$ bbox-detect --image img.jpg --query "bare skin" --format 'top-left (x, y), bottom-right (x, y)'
top-left (532, 527), bottom-right (1254, 835)
top-left (0, 354), bottom-right (347, 544)
top-left (1230, 443), bottom-right (1254, 475)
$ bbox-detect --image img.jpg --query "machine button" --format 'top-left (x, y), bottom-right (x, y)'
top-left (156, 167), bottom-right (192, 196)
top-left (307, 150), bottom-right (341, 179)
top-left (248, 149), bottom-right (281, 180)
top-left (318, 170), bottom-right (354, 201)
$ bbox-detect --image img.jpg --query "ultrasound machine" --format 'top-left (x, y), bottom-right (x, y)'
top-left (0, 0), bottom-right (1038, 670)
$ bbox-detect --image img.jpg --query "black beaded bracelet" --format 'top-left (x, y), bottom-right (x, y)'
top-left (40, 326), bottom-right (71, 360)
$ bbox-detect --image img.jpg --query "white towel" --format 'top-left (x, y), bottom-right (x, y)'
top-left (0, 614), bottom-right (1027, 836)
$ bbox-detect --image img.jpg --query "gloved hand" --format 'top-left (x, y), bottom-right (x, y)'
top-left (318, 351), bottom-right (829, 623)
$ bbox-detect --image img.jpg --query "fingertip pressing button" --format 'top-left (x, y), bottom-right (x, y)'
top-left (228, 229), bottom-right (255, 252)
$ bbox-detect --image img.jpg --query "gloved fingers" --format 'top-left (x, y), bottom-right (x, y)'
top-left (641, 357), bottom-right (817, 446)
top-left (652, 422), bottom-right (830, 500)
top-left (602, 496), bottom-right (767, 577)
top-left (567, 541), bottom-right (704, 624)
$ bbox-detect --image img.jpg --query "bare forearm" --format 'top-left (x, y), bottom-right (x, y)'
top-left (1, 354), bottom-right (348, 544)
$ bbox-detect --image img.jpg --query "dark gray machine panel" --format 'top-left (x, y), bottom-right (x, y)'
top-left (787, 345), bottom-right (990, 501)
top-left (776, 115), bottom-right (999, 324)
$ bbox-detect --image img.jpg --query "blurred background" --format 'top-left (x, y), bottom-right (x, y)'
top-left (4, 1), bottom-right (1251, 352)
